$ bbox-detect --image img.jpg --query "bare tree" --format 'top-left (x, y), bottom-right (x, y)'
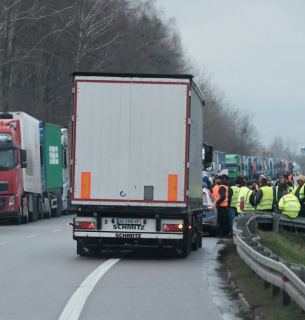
top-left (70, 0), bottom-right (122, 71)
top-left (112, 0), bottom-right (186, 73)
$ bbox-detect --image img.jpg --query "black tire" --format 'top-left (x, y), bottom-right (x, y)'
top-left (44, 201), bottom-right (51, 219)
top-left (32, 197), bottom-right (39, 222)
top-left (88, 247), bottom-right (100, 256)
top-left (15, 215), bottom-right (21, 225)
top-left (191, 228), bottom-right (199, 251)
top-left (191, 240), bottom-right (198, 251)
top-left (38, 199), bottom-right (43, 220)
top-left (77, 241), bottom-right (87, 256)
top-left (198, 231), bottom-right (203, 248)
top-left (180, 233), bottom-right (191, 258)
top-left (210, 225), bottom-right (219, 237)
top-left (22, 203), bottom-right (28, 224)
top-left (57, 195), bottom-right (63, 217)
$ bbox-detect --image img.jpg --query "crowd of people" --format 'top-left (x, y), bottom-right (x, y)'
top-left (202, 173), bottom-right (305, 238)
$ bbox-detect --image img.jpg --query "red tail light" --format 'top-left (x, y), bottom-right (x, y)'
top-left (163, 224), bottom-right (183, 232)
top-left (282, 275), bottom-right (289, 282)
top-left (75, 221), bottom-right (95, 229)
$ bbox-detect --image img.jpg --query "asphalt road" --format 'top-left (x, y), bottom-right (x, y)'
top-left (0, 216), bottom-right (241, 320)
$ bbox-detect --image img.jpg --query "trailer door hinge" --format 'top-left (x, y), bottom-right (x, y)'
top-left (189, 90), bottom-right (191, 96)
top-left (187, 162), bottom-right (190, 168)
top-left (188, 118), bottom-right (191, 125)
top-left (72, 87), bottom-right (75, 94)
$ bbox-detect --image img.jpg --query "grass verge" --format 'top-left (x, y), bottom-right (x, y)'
top-left (218, 232), bottom-right (305, 320)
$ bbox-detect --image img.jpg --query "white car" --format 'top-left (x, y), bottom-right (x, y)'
top-left (202, 188), bottom-right (218, 236)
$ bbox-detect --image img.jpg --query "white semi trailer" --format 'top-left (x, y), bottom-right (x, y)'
top-left (69, 72), bottom-right (206, 257)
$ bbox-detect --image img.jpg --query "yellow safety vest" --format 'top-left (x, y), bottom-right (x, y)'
top-left (230, 186), bottom-right (239, 208)
top-left (278, 194), bottom-right (300, 218)
top-left (293, 184), bottom-right (305, 202)
top-left (288, 187), bottom-right (294, 194)
top-left (275, 186), bottom-right (288, 204)
top-left (236, 187), bottom-right (255, 213)
top-left (256, 186), bottom-right (273, 210)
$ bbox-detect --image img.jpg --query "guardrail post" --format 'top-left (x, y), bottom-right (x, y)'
top-left (264, 280), bottom-right (271, 289)
top-left (272, 214), bottom-right (280, 232)
top-left (272, 284), bottom-right (280, 296)
top-left (283, 290), bottom-right (291, 306)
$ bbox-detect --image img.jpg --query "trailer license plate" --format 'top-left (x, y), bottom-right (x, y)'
top-left (116, 218), bottom-right (141, 225)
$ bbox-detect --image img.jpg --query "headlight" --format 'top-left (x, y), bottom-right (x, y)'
top-left (9, 196), bottom-right (15, 206)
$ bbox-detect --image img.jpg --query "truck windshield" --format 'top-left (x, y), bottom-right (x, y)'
top-left (0, 149), bottom-right (15, 170)
top-left (227, 163), bottom-right (238, 173)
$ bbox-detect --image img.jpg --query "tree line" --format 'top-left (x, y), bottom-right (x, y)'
top-left (0, 0), bottom-right (302, 172)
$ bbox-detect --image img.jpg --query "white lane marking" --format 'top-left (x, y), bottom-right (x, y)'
top-left (25, 235), bottom-right (37, 238)
top-left (53, 229), bottom-right (63, 232)
top-left (0, 242), bottom-right (9, 246)
top-left (59, 258), bottom-right (120, 320)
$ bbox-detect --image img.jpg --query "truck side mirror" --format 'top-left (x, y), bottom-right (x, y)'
top-left (20, 149), bottom-right (27, 168)
top-left (204, 145), bottom-right (213, 163)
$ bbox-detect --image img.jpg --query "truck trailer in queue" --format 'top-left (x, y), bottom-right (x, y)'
top-left (69, 72), bottom-right (208, 257)
top-left (0, 112), bottom-right (40, 223)
top-left (0, 112), bottom-right (67, 224)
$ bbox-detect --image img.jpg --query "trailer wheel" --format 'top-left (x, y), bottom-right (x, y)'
top-left (57, 195), bottom-right (63, 217)
top-left (77, 241), bottom-right (87, 256)
top-left (180, 232), bottom-right (191, 258)
top-left (191, 221), bottom-right (201, 251)
top-left (198, 216), bottom-right (203, 248)
top-left (38, 198), bottom-right (43, 220)
top-left (31, 196), bottom-right (39, 222)
top-left (191, 236), bottom-right (198, 251)
top-left (21, 203), bottom-right (28, 224)
top-left (13, 215), bottom-right (21, 225)
top-left (44, 199), bottom-right (51, 219)
top-left (198, 231), bottom-right (202, 248)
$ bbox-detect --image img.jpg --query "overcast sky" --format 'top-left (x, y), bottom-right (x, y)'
top-left (154, 0), bottom-right (305, 154)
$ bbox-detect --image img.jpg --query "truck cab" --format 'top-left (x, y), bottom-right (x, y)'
top-left (0, 117), bottom-right (27, 223)
top-left (225, 154), bottom-right (240, 178)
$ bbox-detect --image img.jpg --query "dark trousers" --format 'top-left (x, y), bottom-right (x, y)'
top-left (299, 205), bottom-right (305, 218)
top-left (228, 207), bottom-right (237, 233)
top-left (217, 206), bottom-right (230, 235)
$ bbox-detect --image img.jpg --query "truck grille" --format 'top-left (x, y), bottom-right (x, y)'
top-left (0, 197), bottom-right (6, 210)
top-left (0, 182), bottom-right (9, 193)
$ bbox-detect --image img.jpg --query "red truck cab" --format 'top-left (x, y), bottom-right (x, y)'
top-left (0, 119), bottom-right (27, 223)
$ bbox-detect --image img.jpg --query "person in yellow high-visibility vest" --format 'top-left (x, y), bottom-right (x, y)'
top-left (255, 178), bottom-right (273, 212)
top-left (236, 180), bottom-right (256, 213)
top-left (227, 177), bottom-right (242, 237)
top-left (278, 191), bottom-right (300, 218)
top-left (294, 175), bottom-right (305, 217)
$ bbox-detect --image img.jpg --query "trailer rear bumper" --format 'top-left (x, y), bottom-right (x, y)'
top-left (74, 234), bottom-right (185, 250)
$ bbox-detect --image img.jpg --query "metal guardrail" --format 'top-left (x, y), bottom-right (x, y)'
top-left (233, 211), bottom-right (305, 310)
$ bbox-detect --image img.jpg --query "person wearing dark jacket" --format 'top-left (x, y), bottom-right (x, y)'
top-left (212, 177), bottom-right (230, 238)
top-left (273, 176), bottom-right (288, 212)
top-left (294, 175), bottom-right (305, 217)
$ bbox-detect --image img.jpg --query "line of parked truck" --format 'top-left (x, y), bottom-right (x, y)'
top-left (0, 112), bottom-right (70, 224)
top-left (203, 149), bottom-right (302, 182)
top-left (2, 72), bottom-right (301, 259)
